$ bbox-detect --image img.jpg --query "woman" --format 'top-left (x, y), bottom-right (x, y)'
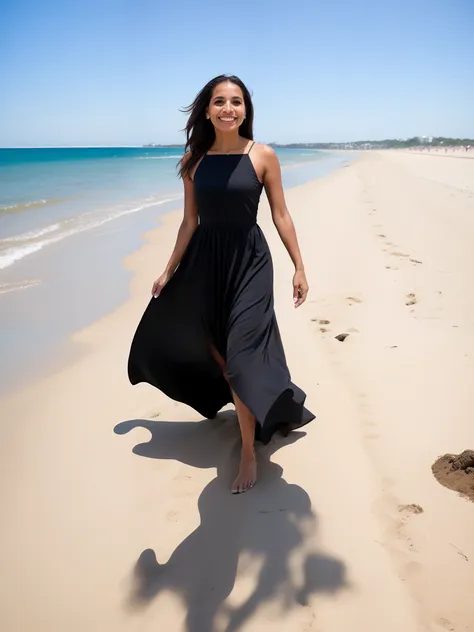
top-left (128, 74), bottom-right (315, 494)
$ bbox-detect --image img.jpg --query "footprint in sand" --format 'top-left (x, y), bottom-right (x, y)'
top-left (398, 503), bottom-right (424, 515)
top-left (144, 411), bottom-right (161, 419)
top-left (397, 505), bottom-right (424, 554)
top-left (406, 293), bottom-right (417, 306)
top-left (173, 473), bottom-right (192, 482)
top-left (410, 258), bottom-right (423, 265)
top-left (167, 510), bottom-right (180, 522)
top-left (391, 251), bottom-right (410, 258)
top-left (385, 265), bottom-right (399, 271)
top-left (346, 296), bottom-right (363, 305)
top-left (311, 318), bottom-right (330, 333)
top-left (436, 617), bottom-right (455, 631)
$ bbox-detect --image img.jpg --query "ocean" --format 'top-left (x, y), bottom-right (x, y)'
top-left (0, 146), bottom-right (352, 392)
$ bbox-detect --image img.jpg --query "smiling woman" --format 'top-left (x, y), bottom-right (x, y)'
top-left (207, 88), bottom-right (246, 130)
top-left (127, 74), bottom-right (315, 494)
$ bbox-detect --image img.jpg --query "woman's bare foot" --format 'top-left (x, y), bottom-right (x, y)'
top-left (231, 451), bottom-right (257, 494)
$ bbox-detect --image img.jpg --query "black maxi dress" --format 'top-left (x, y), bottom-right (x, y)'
top-left (127, 147), bottom-right (315, 444)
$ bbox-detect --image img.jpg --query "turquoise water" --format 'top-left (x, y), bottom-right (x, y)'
top-left (0, 147), bottom-right (186, 271)
top-left (0, 146), bottom-right (353, 392)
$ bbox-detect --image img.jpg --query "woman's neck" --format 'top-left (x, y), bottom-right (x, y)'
top-left (210, 132), bottom-right (246, 153)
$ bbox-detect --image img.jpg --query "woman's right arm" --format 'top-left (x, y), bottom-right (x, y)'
top-left (152, 154), bottom-right (198, 297)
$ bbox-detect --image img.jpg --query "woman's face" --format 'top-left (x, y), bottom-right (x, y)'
top-left (206, 81), bottom-right (246, 132)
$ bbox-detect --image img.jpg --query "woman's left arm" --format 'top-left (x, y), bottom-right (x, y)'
top-left (261, 145), bottom-right (309, 308)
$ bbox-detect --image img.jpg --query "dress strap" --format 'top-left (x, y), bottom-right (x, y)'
top-left (247, 141), bottom-right (256, 154)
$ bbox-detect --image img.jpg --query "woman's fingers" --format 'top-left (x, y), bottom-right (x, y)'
top-left (294, 284), bottom-right (308, 308)
top-left (293, 284), bottom-right (299, 304)
top-left (152, 272), bottom-right (170, 298)
top-left (152, 281), bottom-right (162, 298)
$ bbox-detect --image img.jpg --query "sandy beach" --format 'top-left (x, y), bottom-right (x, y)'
top-left (1, 150), bottom-right (474, 631)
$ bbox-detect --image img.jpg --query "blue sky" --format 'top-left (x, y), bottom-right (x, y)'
top-left (1, 0), bottom-right (473, 147)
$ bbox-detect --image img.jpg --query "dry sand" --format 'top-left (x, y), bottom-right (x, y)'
top-left (404, 147), bottom-right (474, 159)
top-left (1, 150), bottom-right (474, 631)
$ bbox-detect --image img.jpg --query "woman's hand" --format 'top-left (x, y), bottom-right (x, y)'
top-left (293, 268), bottom-right (309, 308)
top-left (152, 271), bottom-right (171, 298)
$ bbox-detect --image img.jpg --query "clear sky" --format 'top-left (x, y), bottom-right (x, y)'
top-left (1, 0), bottom-right (473, 147)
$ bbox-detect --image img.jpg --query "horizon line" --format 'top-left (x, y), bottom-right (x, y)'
top-left (2, 135), bottom-right (473, 150)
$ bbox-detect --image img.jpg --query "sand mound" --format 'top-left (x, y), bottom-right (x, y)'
top-left (432, 450), bottom-right (474, 502)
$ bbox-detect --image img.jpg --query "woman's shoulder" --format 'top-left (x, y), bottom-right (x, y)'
top-left (251, 143), bottom-right (279, 169)
top-left (251, 142), bottom-right (276, 156)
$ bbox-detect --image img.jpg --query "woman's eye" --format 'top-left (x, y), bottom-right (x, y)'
top-left (213, 99), bottom-right (242, 106)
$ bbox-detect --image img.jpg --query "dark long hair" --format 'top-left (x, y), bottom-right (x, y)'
top-left (178, 74), bottom-right (254, 180)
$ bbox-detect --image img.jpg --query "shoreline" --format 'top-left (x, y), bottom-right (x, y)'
top-left (0, 200), bottom-right (184, 397)
top-left (1, 151), bottom-right (474, 631)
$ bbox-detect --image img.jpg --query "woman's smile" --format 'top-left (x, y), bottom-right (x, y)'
top-left (218, 115), bottom-right (237, 124)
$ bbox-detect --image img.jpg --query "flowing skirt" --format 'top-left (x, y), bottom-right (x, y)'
top-left (128, 223), bottom-right (315, 444)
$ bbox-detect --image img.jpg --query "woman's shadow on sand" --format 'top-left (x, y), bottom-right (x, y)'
top-left (114, 412), bottom-right (347, 632)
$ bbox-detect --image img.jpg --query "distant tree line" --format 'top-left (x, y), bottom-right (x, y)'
top-left (269, 137), bottom-right (473, 150)
top-left (143, 137), bottom-right (473, 150)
